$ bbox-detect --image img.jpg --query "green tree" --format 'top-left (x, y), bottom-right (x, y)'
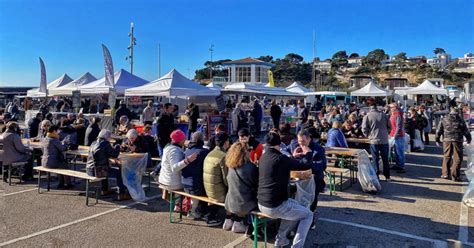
top-left (284, 53), bottom-right (304, 64)
top-left (256, 55), bottom-right (273, 63)
top-left (331, 50), bottom-right (348, 68)
top-left (349, 53), bottom-right (360, 58)
top-left (434, 48), bottom-right (446, 55)
top-left (362, 49), bottom-right (388, 67)
top-left (394, 52), bottom-right (407, 67)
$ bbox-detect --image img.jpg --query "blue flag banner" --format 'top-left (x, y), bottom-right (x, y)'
top-left (102, 44), bottom-right (115, 87)
top-left (39, 57), bottom-right (47, 94)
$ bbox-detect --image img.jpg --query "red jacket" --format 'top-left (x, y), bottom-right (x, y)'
top-left (390, 110), bottom-right (405, 137)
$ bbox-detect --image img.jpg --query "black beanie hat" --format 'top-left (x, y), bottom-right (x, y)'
top-left (265, 132), bottom-right (281, 146)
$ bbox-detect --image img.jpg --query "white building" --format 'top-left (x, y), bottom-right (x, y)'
top-left (427, 53), bottom-right (452, 68)
top-left (314, 60), bottom-right (332, 72)
top-left (458, 53), bottom-right (474, 69)
top-left (347, 57), bottom-right (362, 68)
top-left (222, 57), bottom-right (274, 85)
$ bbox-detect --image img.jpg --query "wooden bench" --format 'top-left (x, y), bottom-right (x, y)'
top-left (325, 166), bottom-right (352, 195)
top-left (34, 166), bottom-right (105, 206)
top-left (158, 186), bottom-right (271, 248)
top-left (1, 161), bottom-right (28, 185)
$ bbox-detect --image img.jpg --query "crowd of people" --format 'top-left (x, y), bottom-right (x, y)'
top-left (0, 95), bottom-right (472, 247)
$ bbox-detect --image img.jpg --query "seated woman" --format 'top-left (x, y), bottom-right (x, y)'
top-left (225, 141), bottom-right (258, 233)
top-left (158, 130), bottom-right (197, 190)
top-left (116, 115), bottom-right (133, 136)
top-left (348, 114), bottom-right (362, 137)
top-left (342, 121), bottom-right (356, 138)
top-left (59, 125), bottom-right (78, 150)
top-left (42, 125), bottom-right (73, 189)
top-left (141, 125), bottom-right (159, 158)
top-left (238, 128), bottom-right (263, 164)
top-left (121, 129), bottom-right (148, 153)
top-left (86, 130), bottom-right (130, 201)
top-left (326, 121), bottom-right (348, 148)
top-left (1, 122), bottom-right (34, 181)
top-left (33, 120), bottom-right (51, 142)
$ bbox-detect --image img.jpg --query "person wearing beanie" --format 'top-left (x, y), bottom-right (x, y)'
top-left (86, 129), bottom-right (130, 201)
top-left (257, 132), bottom-right (314, 248)
top-left (159, 130), bottom-right (198, 190)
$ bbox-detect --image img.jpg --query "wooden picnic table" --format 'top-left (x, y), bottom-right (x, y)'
top-left (325, 147), bottom-right (362, 157)
top-left (321, 136), bottom-right (369, 144)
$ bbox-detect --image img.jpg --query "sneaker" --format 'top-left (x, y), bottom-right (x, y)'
top-left (206, 218), bottom-right (223, 227)
top-left (274, 237), bottom-right (290, 247)
top-left (222, 218), bottom-right (233, 231)
top-left (310, 214), bottom-right (318, 230)
top-left (231, 221), bottom-right (246, 233)
top-left (441, 175), bottom-right (451, 180)
top-left (385, 178), bottom-right (392, 182)
top-left (187, 212), bottom-right (204, 221)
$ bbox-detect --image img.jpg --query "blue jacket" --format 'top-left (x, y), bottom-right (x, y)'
top-left (182, 140), bottom-right (209, 189)
top-left (288, 139), bottom-right (327, 180)
top-left (326, 128), bottom-right (348, 148)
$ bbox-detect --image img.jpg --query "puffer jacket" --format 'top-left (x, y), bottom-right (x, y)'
top-left (1, 130), bottom-right (30, 165)
top-left (42, 136), bottom-right (68, 169)
top-left (436, 112), bottom-right (472, 143)
top-left (326, 128), bottom-right (348, 148)
top-left (158, 143), bottom-right (187, 190)
top-left (203, 146), bottom-right (228, 202)
top-left (181, 140), bottom-right (209, 189)
top-left (86, 139), bottom-right (120, 178)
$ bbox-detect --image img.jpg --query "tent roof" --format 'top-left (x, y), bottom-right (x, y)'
top-left (80, 69), bottom-right (148, 95)
top-left (49, 72), bottom-right (98, 96)
top-left (405, 80), bottom-right (448, 95)
top-left (286, 82), bottom-right (311, 94)
top-left (351, 81), bottom-right (390, 97)
top-left (125, 69), bottom-right (219, 97)
top-left (223, 83), bottom-right (300, 96)
top-left (27, 74), bottom-right (73, 97)
top-left (206, 82), bottom-right (222, 90)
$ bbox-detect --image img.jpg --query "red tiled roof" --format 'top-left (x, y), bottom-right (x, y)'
top-left (223, 57), bottom-right (270, 64)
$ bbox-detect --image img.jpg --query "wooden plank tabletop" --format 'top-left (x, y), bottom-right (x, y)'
top-left (325, 147), bottom-right (362, 157)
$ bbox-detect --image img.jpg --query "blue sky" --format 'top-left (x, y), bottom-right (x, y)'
top-left (0, 0), bottom-right (473, 86)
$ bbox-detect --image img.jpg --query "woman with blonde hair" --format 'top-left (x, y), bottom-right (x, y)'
top-left (326, 121), bottom-right (348, 148)
top-left (224, 141), bottom-right (258, 234)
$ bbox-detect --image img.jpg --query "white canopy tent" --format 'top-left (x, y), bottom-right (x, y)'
top-left (405, 80), bottom-right (448, 95)
top-left (351, 81), bottom-right (390, 97)
top-left (27, 74), bottom-right (73, 98)
top-left (80, 69), bottom-right (148, 95)
top-left (125, 69), bottom-right (220, 97)
top-left (286, 82), bottom-right (311, 95)
top-left (49, 72), bottom-right (97, 96)
top-left (224, 83), bottom-right (300, 96)
top-left (206, 82), bottom-right (222, 91)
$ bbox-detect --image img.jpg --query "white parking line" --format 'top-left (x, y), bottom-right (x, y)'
top-left (2, 188), bottom-right (38, 196)
top-left (0, 194), bottom-right (162, 247)
top-left (223, 235), bottom-right (249, 248)
top-left (318, 217), bottom-right (474, 248)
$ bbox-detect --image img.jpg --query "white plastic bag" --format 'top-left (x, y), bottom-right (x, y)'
top-left (295, 177), bottom-right (316, 208)
top-left (462, 132), bottom-right (474, 207)
top-left (121, 153), bottom-right (148, 202)
top-left (414, 130), bottom-right (424, 151)
top-left (357, 150), bottom-right (382, 193)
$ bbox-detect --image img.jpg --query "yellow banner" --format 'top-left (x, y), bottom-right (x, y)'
top-left (267, 70), bottom-right (275, 87)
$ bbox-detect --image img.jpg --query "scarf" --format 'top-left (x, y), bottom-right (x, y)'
top-left (47, 132), bottom-right (60, 139)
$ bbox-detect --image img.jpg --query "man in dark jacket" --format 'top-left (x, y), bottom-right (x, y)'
top-left (296, 100), bottom-right (309, 133)
top-left (86, 129), bottom-right (130, 200)
top-left (251, 100), bottom-right (263, 135)
top-left (85, 117), bottom-right (101, 146)
top-left (257, 132), bottom-right (314, 248)
top-left (114, 101), bottom-right (132, 126)
top-left (186, 103), bottom-right (200, 139)
top-left (157, 103), bottom-right (177, 154)
top-left (270, 100), bottom-right (282, 130)
top-left (436, 107), bottom-right (472, 181)
top-left (181, 132), bottom-right (210, 219)
top-left (28, 112), bottom-right (43, 138)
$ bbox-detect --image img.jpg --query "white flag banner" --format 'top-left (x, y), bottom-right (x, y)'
top-left (39, 57), bottom-right (47, 94)
top-left (102, 44), bottom-right (115, 87)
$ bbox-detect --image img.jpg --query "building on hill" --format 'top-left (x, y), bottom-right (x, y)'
top-left (222, 57), bottom-right (274, 85)
top-left (384, 77), bottom-right (409, 90)
top-left (349, 75), bottom-right (372, 88)
top-left (314, 60), bottom-right (332, 72)
top-left (457, 53), bottom-right (474, 69)
top-left (406, 56), bottom-right (427, 64)
top-left (427, 53), bottom-right (452, 68)
top-left (347, 57), bottom-right (362, 68)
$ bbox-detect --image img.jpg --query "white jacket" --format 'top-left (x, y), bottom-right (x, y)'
top-left (158, 144), bottom-right (187, 190)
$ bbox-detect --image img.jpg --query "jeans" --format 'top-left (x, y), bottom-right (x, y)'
top-left (258, 199), bottom-right (313, 248)
top-left (370, 144), bottom-right (390, 179)
top-left (183, 185), bottom-right (209, 217)
top-left (393, 137), bottom-right (405, 169)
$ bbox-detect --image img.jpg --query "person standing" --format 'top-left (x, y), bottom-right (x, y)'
top-left (258, 132), bottom-right (314, 248)
top-left (389, 103), bottom-right (406, 173)
top-left (142, 100), bottom-right (155, 126)
top-left (417, 105), bottom-right (429, 145)
top-left (114, 101), bottom-right (132, 126)
top-left (157, 103), bottom-right (177, 155)
top-left (296, 100), bottom-right (309, 133)
top-left (28, 112), bottom-right (43, 138)
top-left (85, 117), bottom-right (101, 146)
top-left (362, 98), bottom-right (392, 181)
top-left (186, 103), bottom-right (200, 139)
top-left (436, 107), bottom-right (471, 181)
top-left (251, 100), bottom-right (263, 136)
top-left (270, 100), bottom-right (282, 130)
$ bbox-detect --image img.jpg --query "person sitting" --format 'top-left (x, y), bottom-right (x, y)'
top-left (238, 128), bottom-right (263, 164)
top-left (62, 113), bottom-right (76, 126)
top-left (1, 122), bottom-right (34, 181)
top-left (73, 118), bottom-right (87, 146)
top-left (116, 115), bottom-right (133, 136)
top-left (204, 132), bottom-right (230, 227)
top-left (86, 130), bottom-right (131, 201)
top-left (85, 117), bottom-right (101, 146)
top-left (181, 132), bottom-right (209, 220)
top-left (59, 125), bottom-right (78, 150)
top-left (42, 125), bottom-right (73, 189)
top-left (28, 112), bottom-right (43, 138)
top-left (348, 114), bottom-right (362, 137)
top-left (158, 130), bottom-right (197, 190)
top-left (342, 121), bottom-right (356, 138)
top-left (288, 129), bottom-right (327, 230)
top-left (224, 141), bottom-right (258, 233)
top-left (141, 125), bottom-right (159, 158)
top-left (279, 123), bottom-right (295, 147)
top-left (121, 129), bottom-right (148, 153)
top-left (257, 132), bottom-right (314, 247)
top-left (326, 121), bottom-right (348, 148)
top-left (208, 123), bottom-right (225, 151)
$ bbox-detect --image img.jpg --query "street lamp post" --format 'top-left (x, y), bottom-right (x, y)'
top-left (126, 22), bottom-right (137, 75)
top-left (209, 44), bottom-right (214, 82)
